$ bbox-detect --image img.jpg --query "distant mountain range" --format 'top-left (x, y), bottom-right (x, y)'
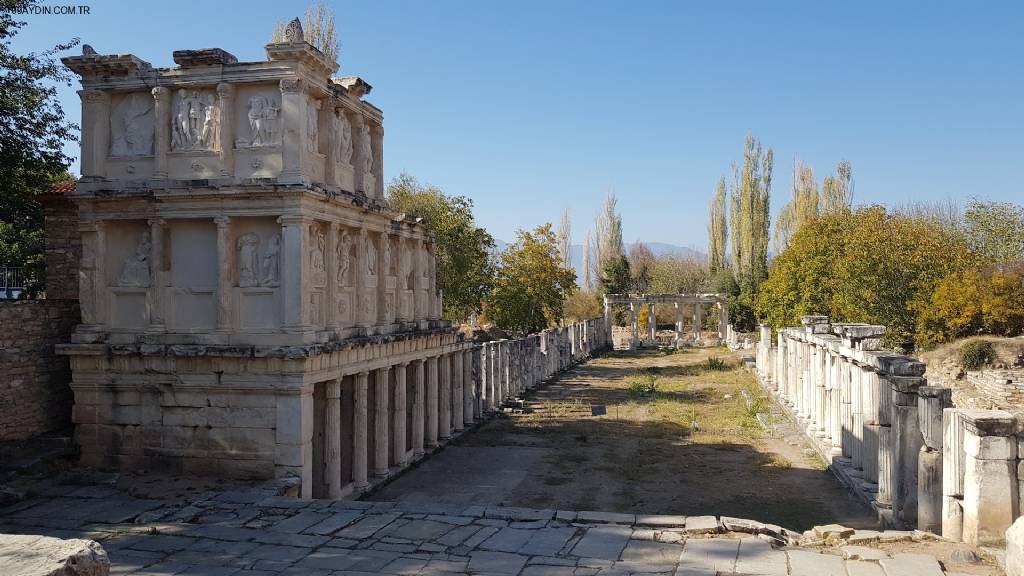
top-left (493, 239), bottom-right (707, 282)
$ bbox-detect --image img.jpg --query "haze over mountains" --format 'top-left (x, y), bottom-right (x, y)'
top-left (493, 240), bottom-right (707, 284)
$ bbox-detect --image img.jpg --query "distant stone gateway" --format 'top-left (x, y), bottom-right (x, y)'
top-left (58, 35), bottom-right (610, 498)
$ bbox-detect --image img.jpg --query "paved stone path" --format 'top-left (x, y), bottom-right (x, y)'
top-left (0, 479), bottom-right (979, 575)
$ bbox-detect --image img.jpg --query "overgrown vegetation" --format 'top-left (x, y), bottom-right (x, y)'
top-left (705, 356), bottom-right (729, 371)
top-left (959, 339), bottom-right (995, 370)
top-left (627, 372), bottom-right (658, 397)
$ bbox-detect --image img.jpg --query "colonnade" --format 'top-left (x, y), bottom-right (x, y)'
top-left (311, 316), bottom-right (611, 499)
top-left (603, 294), bottom-right (728, 350)
top-left (756, 317), bottom-right (1020, 545)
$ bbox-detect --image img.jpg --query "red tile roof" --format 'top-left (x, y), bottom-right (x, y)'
top-left (46, 180), bottom-right (77, 195)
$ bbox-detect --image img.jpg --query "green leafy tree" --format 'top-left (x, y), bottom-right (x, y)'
top-left (599, 254), bottom-right (631, 296)
top-left (963, 200), bottom-right (1024, 265)
top-left (486, 224), bottom-right (577, 335)
top-left (0, 1), bottom-right (79, 294)
top-left (387, 173), bottom-right (494, 322)
top-left (820, 159), bottom-right (853, 214)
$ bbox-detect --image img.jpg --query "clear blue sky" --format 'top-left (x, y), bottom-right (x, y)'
top-left (14, 0), bottom-right (1024, 251)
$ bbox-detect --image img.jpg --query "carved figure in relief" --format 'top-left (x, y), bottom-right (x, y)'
top-left (261, 234), bottom-right (281, 287)
top-left (110, 93), bottom-right (154, 156)
top-left (246, 95), bottom-right (280, 147)
top-left (336, 231), bottom-right (352, 286)
top-left (305, 102), bottom-right (319, 154)
top-left (365, 235), bottom-right (377, 276)
top-left (237, 233), bottom-right (260, 288)
top-left (333, 112), bottom-right (353, 165)
top-left (310, 227), bottom-right (326, 285)
top-left (359, 125), bottom-right (372, 175)
top-left (171, 89), bottom-right (218, 151)
top-left (118, 231), bottom-right (152, 288)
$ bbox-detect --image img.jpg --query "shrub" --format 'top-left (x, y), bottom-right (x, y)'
top-left (627, 373), bottom-right (658, 396)
top-left (959, 339), bottom-right (995, 370)
top-left (705, 356), bottom-right (729, 371)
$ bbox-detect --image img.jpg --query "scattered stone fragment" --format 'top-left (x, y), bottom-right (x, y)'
top-left (683, 516), bottom-right (719, 534)
top-left (840, 545), bottom-right (888, 560)
top-left (0, 535), bottom-right (110, 576)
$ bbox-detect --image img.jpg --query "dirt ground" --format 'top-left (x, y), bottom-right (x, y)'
top-left (378, 346), bottom-right (878, 532)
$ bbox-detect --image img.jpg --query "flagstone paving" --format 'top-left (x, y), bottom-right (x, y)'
top-left (0, 477), bottom-right (1001, 575)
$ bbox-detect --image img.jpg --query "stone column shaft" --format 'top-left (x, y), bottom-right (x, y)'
top-left (393, 363), bottom-right (408, 467)
top-left (439, 354), bottom-right (452, 440)
top-left (147, 218), bottom-right (166, 331)
top-left (151, 87), bottom-right (170, 179)
top-left (412, 360), bottom-right (425, 457)
top-left (214, 216), bottom-right (232, 331)
top-left (353, 371), bottom-right (369, 490)
top-left (216, 82), bottom-right (235, 177)
top-left (325, 378), bottom-right (342, 498)
top-left (426, 356), bottom-right (439, 448)
top-left (453, 351), bottom-right (464, 432)
top-left (373, 367), bottom-right (389, 477)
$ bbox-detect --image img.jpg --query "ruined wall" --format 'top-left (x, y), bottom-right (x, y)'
top-left (0, 299), bottom-right (80, 441)
top-left (42, 191), bottom-right (81, 301)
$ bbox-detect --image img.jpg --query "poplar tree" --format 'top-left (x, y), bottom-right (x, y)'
top-left (731, 135), bottom-right (773, 297)
top-left (581, 231), bottom-right (592, 291)
top-left (556, 208), bottom-right (572, 269)
top-left (707, 176), bottom-right (728, 273)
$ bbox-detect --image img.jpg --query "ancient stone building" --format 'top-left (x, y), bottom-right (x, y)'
top-left (57, 25), bottom-right (470, 498)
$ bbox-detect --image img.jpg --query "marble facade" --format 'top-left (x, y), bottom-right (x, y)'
top-left (56, 26), bottom-right (463, 498)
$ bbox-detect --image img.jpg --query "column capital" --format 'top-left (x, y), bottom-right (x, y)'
top-left (79, 88), bottom-right (109, 104)
top-left (277, 214), bottom-right (308, 226)
top-left (151, 86), bottom-right (171, 101)
top-left (147, 217), bottom-right (166, 228)
top-left (216, 82), bottom-right (235, 97)
top-left (280, 77), bottom-right (303, 94)
top-left (214, 216), bottom-right (231, 228)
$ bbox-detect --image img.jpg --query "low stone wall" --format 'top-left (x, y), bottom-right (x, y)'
top-left (0, 299), bottom-right (80, 442)
top-left (755, 318), bottom-right (1022, 547)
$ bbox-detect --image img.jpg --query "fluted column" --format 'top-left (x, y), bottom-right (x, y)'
top-left (151, 87), bottom-right (170, 179)
top-left (214, 216), bottom-right (232, 332)
top-left (353, 371), bottom-right (369, 490)
top-left (426, 356), bottom-right (439, 448)
top-left (393, 363), bottom-right (408, 467)
top-left (377, 231), bottom-right (390, 325)
top-left (412, 359), bottom-right (425, 457)
top-left (355, 229), bottom-right (370, 327)
top-left (453, 351), bottom-right (464, 432)
top-left (325, 378), bottom-right (342, 498)
top-left (374, 367), bottom-right (389, 477)
top-left (216, 82), bottom-right (235, 177)
top-left (439, 354), bottom-right (452, 440)
top-left (147, 218), bottom-right (166, 332)
top-left (371, 122), bottom-right (384, 199)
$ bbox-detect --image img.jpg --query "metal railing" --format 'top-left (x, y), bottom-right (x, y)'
top-left (1, 267), bottom-right (25, 298)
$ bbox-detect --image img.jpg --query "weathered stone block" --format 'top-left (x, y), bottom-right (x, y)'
top-left (964, 432), bottom-right (1016, 460)
top-left (0, 534), bottom-right (109, 576)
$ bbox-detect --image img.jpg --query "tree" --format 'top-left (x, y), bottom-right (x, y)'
top-left (581, 230), bottom-right (592, 292)
top-left (649, 256), bottom-right (710, 294)
top-left (727, 135), bottom-right (773, 298)
top-left (757, 206), bottom-right (974, 349)
top-left (0, 1), bottom-right (79, 295)
top-left (628, 242), bottom-right (654, 293)
top-left (599, 254), bottom-right (631, 297)
top-left (963, 200), bottom-right (1024, 265)
top-left (915, 265), bottom-right (1024, 348)
top-left (594, 191), bottom-right (625, 290)
top-left (486, 224), bottom-right (577, 335)
top-left (272, 2), bottom-right (339, 61)
top-left (556, 208), bottom-right (571, 269)
top-left (821, 159), bottom-right (853, 214)
top-left (707, 176), bottom-right (727, 274)
top-left (387, 173), bottom-right (494, 322)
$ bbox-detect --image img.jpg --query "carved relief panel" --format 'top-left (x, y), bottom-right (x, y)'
top-left (233, 218), bottom-right (281, 331)
top-left (109, 92), bottom-right (155, 156)
top-left (232, 85), bottom-right (283, 180)
top-left (170, 89), bottom-right (220, 152)
top-left (335, 228), bottom-right (356, 326)
top-left (167, 219), bottom-right (218, 332)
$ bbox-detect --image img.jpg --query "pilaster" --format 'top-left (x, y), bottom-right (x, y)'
top-left (151, 87), bottom-right (170, 179)
top-left (216, 82), bottom-right (235, 178)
